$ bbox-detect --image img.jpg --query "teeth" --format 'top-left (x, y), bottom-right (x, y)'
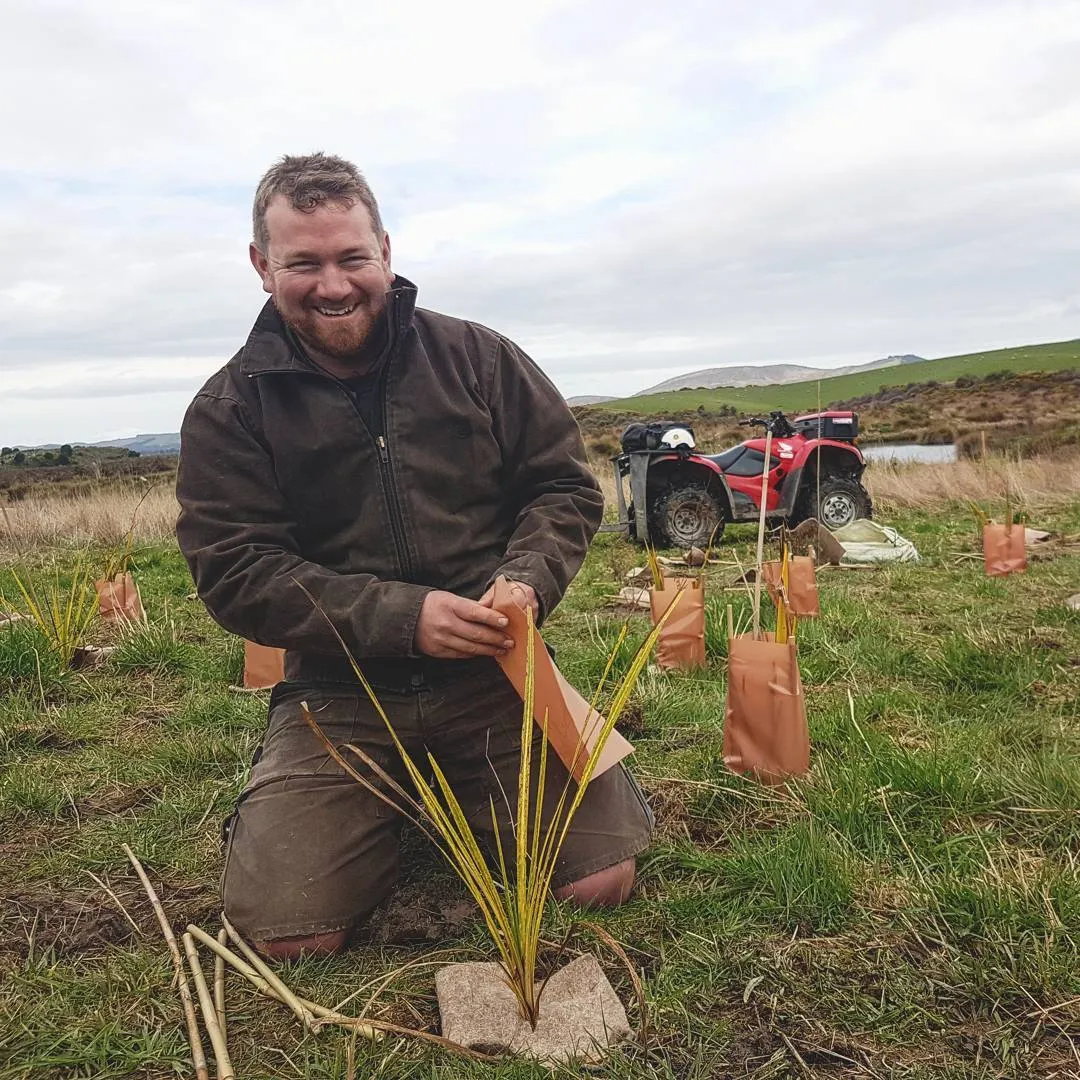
top-left (316, 305), bottom-right (355, 317)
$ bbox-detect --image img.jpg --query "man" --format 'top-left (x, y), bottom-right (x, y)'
top-left (176, 153), bottom-right (654, 959)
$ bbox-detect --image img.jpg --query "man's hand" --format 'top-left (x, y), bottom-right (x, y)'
top-left (478, 580), bottom-right (539, 621)
top-left (414, 590), bottom-right (516, 659)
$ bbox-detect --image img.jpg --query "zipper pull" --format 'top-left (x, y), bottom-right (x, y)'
top-left (376, 435), bottom-right (389, 463)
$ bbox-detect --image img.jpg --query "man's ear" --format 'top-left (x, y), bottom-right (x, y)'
top-left (250, 243), bottom-right (273, 294)
top-left (381, 231), bottom-right (392, 270)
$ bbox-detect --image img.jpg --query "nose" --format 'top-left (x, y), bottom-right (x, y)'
top-left (314, 264), bottom-right (352, 303)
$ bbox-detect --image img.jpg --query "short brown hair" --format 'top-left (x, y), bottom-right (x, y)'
top-left (252, 153), bottom-right (384, 251)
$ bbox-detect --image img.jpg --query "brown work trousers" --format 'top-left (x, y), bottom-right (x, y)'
top-left (221, 664), bottom-right (654, 942)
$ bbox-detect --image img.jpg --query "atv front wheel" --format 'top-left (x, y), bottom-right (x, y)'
top-left (799, 476), bottom-right (872, 530)
top-left (649, 483), bottom-right (725, 548)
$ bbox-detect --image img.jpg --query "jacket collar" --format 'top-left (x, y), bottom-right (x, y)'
top-left (239, 275), bottom-right (419, 377)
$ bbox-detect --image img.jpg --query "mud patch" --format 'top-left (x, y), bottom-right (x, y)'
top-left (0, 877), bottom-right (217, 962)
top-left (72, 782), bottom-right (160, 820)
top-left (359, 881), bottom-right (478, 946)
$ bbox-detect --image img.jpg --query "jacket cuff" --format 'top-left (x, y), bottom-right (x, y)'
top-left (355, 582), bottom-right (433, 657)
top-left (485, 559), bottom-right (554, 624)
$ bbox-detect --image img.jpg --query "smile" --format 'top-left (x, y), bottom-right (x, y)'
top-left (315, 304), bottom-right (357, 317)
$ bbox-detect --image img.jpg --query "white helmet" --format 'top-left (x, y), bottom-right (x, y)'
top-left (660, 427), bottom-right (696, 450)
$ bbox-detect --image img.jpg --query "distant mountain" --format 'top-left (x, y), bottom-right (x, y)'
top-left (91, 433), bottom-right (181, 455)
top-left (13, 433), bottom-right (181, 455)
top-left (634, 354), bottom-right (924, 396)
top-left (566, 394), bottom-right (618, 406)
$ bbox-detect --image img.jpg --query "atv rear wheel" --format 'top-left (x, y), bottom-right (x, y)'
top-left (799, 476), bottom-right (872, 530)
top-left (649, 483), bottom-right (725, 548)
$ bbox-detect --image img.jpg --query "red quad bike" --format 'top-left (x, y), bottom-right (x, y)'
top-left (609, 410), bottom-right (873, 548)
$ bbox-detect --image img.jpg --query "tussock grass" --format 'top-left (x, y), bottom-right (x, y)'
top-left (866, 449), bottom-right (1080, 513)
top-left (1, 502), bottom-right (1079, 1076)
top-left (0, 484), bottom-right (179, 549)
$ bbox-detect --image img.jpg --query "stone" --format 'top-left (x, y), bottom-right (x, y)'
top-left (1066, 594), bottom-right (1080, 612)
top-left (435, 952), bottom-right (631, 1064)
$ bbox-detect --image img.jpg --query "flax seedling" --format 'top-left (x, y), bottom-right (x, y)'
top-left (2, 557), bottom-right (100, 667)
top-left (298, 581), bottom-right (671, 1028)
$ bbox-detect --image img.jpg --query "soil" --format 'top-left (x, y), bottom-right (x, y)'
top-left (0, 878), bottom-right (217, 963)
top-left (358, 881), bottom-right (478, 946)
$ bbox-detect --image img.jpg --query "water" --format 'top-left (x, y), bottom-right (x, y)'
top-left (861, 442), bottom-right (957, 464)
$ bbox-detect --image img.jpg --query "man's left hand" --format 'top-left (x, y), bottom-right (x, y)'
top-left (479, 580), bottom-right (539, 621)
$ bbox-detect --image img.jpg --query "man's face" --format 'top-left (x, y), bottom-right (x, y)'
top-left (250, 196), bottom-right (394, 359)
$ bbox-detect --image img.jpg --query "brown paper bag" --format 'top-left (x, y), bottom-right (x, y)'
top-left (243, 640), bottom-right (286, 689)
top-left (983, 523), bottom-right (1026, 577)
top-left (492, 577), bottom-right (633, 781)
top-left (761, 557), bottom-right (820, 617)
top-left (723, 634), bottom-right (809, 785)
top-left (94, 572), bottom-right (145, 623)
top-left (649, 576), bottom-right (706, 670)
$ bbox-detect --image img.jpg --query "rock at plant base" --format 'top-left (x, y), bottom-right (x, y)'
top-left (71, 645), bottom-right (115, 670)
top-left (1066, 594), bottom-right (1080, 612)
top-left (436, 953), bottom-right (631, 1064)
top-left (684, 546), bottom-right (706, 567)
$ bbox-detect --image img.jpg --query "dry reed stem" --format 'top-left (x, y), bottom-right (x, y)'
top-left (214, 929), bottom-right (228, 1046)
top-left (752, 430), bottom-right (773, 638)
top-left (186, 925), bottom-right (502, 1060)
top-left (121, 844), bottom-right (208, 1080)
top-left (220, 915), bottom-right (316, 1030)
top-left (182, 932), bottom-right (235, 1080)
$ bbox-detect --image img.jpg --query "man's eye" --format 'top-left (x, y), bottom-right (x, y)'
top-left (342, 256), bottom-right (368, 266)
top-left (288, 262), bottom-right (317, 271)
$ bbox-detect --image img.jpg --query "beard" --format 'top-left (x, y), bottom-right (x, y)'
top-left (282, 301), bottom-right (385, 359)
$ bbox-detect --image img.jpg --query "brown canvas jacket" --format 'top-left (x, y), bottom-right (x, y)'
top-left (175, 276), bottom-right (602, 684)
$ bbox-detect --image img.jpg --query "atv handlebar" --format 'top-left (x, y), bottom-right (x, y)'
top-left (738, 410), bottom-right (796, 437)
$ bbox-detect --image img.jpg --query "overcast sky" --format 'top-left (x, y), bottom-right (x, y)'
top-left (3, 0), bottom-right (1079, 445)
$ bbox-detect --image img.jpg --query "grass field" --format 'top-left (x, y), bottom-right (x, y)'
top-left (600, 339), bottom-right (1080, 416)
top-left (1, 473), bottom-right (1079, 1078)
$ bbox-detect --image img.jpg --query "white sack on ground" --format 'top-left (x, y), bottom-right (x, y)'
top-left (830, 520), bottom-right (920, 564)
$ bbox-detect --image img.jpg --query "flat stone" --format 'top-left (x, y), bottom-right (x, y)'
top-left (1066, 594), bottom-right (1080, 612)
top-left (436, 952), bottom-right (631, 1064)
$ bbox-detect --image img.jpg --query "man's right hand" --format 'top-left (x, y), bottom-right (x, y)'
top-left (414, 590), bottom-right (516, 659)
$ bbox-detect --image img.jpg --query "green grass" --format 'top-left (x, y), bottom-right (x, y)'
top-left (1, 502), bottom-right (1079, 1077)
top-left (601, 338), bottom-right (1080, 415)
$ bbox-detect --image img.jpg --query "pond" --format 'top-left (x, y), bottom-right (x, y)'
top-left (860, 442), bottom-right (957, 464)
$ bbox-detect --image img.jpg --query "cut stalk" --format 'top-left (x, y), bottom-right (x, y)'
top-left (182, 932), bottom-right (234, 1080)
top-left (214, 929), bottom-right (228, 1045)
top-left (122, 845), bottom-right (208, 1080)
top-left (752, 429), bottom-right (773, 639)
top-left (221, 915), bottom-right (316, 1030)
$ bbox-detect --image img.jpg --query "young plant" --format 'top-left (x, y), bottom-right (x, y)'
top-left (2, 557), bottom-right (100, 667)
top-left (299, 586), bottom-right (672, 1028)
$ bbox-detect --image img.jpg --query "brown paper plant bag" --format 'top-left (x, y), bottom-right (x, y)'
top-left (243, 640), bottom-right (286, 689)
top-left (492, 576), bottom-right (634, 782)
top-left (761, 555), bottom-right (819, 617)
top-left (649, 576), bottom-right (706, 670)
top-left (94, 572), bottom-right (146, 624)
top-left (722, 429), bottom-right (810, 785)
top-left (723, 632), bottom-right (809, 785)
top-left (983, 522), bottom-right (1026, 577)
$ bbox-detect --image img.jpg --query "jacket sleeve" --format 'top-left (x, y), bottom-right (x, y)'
top-left (175, 389), bottom-right (431, 658)
top-left (483, 336), bottom-right (604, 621)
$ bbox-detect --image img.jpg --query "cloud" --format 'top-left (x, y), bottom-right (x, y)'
top-left (2, 0), bottom-right (1079, 443)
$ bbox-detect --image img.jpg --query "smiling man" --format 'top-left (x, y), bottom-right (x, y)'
top-left (175, 153), bottom-right (655, 959)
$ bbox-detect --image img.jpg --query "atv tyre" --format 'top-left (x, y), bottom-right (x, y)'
top-left (649, 483), bottom-right (725, 549)
top-left (798, 476), bottom-right (872, 530)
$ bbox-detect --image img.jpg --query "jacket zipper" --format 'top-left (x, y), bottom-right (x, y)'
top-left (374, 432), bottom-right (415, 581)
top-left (249, 368), bottom-right (415, 582)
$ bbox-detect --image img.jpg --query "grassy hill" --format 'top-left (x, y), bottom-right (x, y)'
top-left (600, 339), bottom-right (1080, 415)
